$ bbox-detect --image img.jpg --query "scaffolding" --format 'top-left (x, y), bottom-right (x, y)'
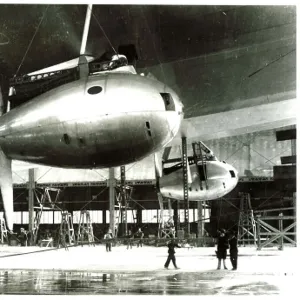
top-left (32, 188), bottom-right (61, 245)
top-left (158, 193), bottom-right (175, 238)
top-left (192, 142), bottom-right (209, 191)
top-left (0, 218), bottom-right (8, 243)
top-left (58, 211), bottom-right (75, 248)
top-left (238, 192), bottom-right (257, 246)
top-left (114, 166), bottom-right (136, 237)
top-left (255, 207), bottom-right (296, 250)
top-left (114, 187), bottom-right (136, 237)
top-left (77, 210), bottom-right (95, 245)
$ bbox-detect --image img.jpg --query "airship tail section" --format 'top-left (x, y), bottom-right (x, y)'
top-left (0, 146), bottom-right (13, 231)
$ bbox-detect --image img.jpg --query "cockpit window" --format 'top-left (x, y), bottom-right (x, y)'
top-left (89, 54), bottom-right (128, 73)
top-left (160, 93), bottom-right (175, 111)
top-left (229, 170), bottom-right (236, 178)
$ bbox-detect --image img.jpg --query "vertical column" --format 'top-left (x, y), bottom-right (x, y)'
top-left (108, 168), bottom-right (115, 237)
top-left (182, 137), bottom-right (190, 236)
top-left (256, 215), bottom-right (261, 250)
top-left (173, 200), bottom-right (179, 236)
top-left (197, 201), bottom-right (204, 238)
top-left (136, 208), bottom-right (142, 225)
top-left (293, 192), bottom-right (296, 245)
top-left (278, 213), bottom-right (283, 250)
top-left (157, 192), bottom-right (164, 238)
top-left (28, 168), bottom-right (35, 245)
top-left (291, 139), bottom-right (296, 165)
top-left (120, 165), bottom-right (127, 236)
top-left (86, 186), bottom-right (91, 210)
top-left (102, 209), bottom-right (106, 225)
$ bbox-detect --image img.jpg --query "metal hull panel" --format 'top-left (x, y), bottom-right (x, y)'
top-left (0, 111), bottom-right (179, 168)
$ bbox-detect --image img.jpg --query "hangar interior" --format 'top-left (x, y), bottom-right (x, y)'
top-left (0, 4), bottom-right (297, 295)
top-left (0, 4), bottom-right (299, 296)
top-left (0, 126), bottom-right (297, 249)
top-left (0, 4), bottom-right (298, 295)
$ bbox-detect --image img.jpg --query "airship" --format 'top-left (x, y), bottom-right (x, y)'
top-left (0, 5), bottom-right (183, 231)
top-left (155, 141), bottom-right (238, 201)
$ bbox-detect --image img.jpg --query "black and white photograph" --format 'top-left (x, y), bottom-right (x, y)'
top-left (0, 1), bottom-right (297, 296)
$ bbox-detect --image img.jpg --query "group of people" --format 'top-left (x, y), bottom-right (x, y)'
top-left (163, 229), bottom-right (238, 271)
top-left (216, 228), bottom-right (238, 270)
top-left (103, 227), bottom-right (144, 252)
top-left (103, 226), bottom-right (238, 271)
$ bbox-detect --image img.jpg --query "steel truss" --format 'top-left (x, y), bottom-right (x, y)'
top-left (238, 192), bottom-right (257, 246)
top-left (255, 207), bottom-right (296, 250)
top-left (77, 210), bottom-right (95, 245)
top-left (58, 211), bottom-right (75, 248)
top-left (32, 187), bottom-right (61, 245)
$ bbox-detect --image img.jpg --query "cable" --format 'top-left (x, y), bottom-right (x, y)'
top-left (90, 7), bottom-right (118, 56)
top-left (256, 190), bottom-right (281, 210)
top-left (35, 167), bottom-right (53, 183)
top-left (12, 171), bottom-right (27, 184)
top-left (92, 169), bottom-right (109, 181)
top-left (140, 7), bottom-right (167, 84)
top-left (14, 5), bottom-right (49, 77)
top-left (250, 147), bottom-right (290, 173)
top-left (248, 49), bottom-right (295, 78)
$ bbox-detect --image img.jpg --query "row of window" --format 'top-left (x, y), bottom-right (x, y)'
top-left (0, 209), bottom-right (211, 225)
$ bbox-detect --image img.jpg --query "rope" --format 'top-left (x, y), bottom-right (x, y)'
top-left (90, 7), bottom-right (118, 56)
top-left (14, 5), bottom-right (49, 77)
top-left (140, 7), bottom-right (167, 84)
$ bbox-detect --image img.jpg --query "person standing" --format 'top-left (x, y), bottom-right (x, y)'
top-left (228, 231), bottom-right (238, 270)
top-left (18, 228), bottom-right (28, 247)
top-left (126, 230), bottom-right (133, 250)
top-left (136, 228), bottom-right (144, 248)
top-left (216, 228), bottom-right (229, 270)
top-left (164, 239), bottom-right (181, 269)
top-left (104, 229), bottom-right (113, 252)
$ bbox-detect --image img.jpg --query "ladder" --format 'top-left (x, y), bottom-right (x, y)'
top-left (115, 185), bottom-right (134, 237)
top-left (77, 210), bottom-right (95, 245)
top-left (192, 142), bottom-right (209, 190)
top-left (238, 193), bottom-right (257, 246)
top-left (32, 188), bottom-right (61, 245)
top-left (0, 218), bottom-right (8, 243)
top-left (58, 211), bottom-right (75, 248)
top-left (158, 193), bottom-right (175, 238)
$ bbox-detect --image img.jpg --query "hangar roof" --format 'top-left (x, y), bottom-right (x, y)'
top-left (0, 4), bottom-right (296, 183)
top-left (0, 4), bottom-right (296, 117)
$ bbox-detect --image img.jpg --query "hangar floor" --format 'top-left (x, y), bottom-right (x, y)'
top-left (0, 244), bottom-right (297, 295)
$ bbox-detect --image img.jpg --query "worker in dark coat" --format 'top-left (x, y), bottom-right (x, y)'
top-left (164, 239), bottom-right (181, 269)
top-left (18, 228), bottom-right (28, 247)
top-left (215, 228), bottom-right (229, 270)
top-left (126, 230), bottom-right (133, 250)
top-left (135, 228), bottom-right (144, 248)
top-left (228, 231), bottom-right (238, 270)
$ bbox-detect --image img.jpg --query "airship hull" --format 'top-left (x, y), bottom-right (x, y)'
top-left (159, 161), bottom-right (238, 201)
top-left (0, 72), bottom-right (183, 168)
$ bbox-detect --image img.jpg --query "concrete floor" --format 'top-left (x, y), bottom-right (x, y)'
top-left (0, 244), bottom-right (297, 295)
